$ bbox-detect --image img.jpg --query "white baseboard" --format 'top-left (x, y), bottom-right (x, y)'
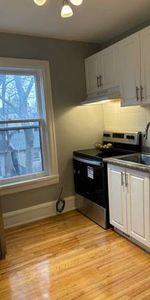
top-left (3, 195), bottom-right (76, 229)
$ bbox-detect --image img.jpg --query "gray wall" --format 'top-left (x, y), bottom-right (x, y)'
top-left (0, 33), bottom-right (102, 213)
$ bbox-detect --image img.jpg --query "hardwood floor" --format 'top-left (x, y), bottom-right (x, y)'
top-left (0, 210), bottom-right (150, 300)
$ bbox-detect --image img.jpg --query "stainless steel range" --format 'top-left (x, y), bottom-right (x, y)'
top-left (73, 131), bottom-right (141, 229)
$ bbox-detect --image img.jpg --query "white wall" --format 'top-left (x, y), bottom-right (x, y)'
top-left (0, 32), bottom-right (101, 213)
top-left (55, 104), bottom-right (103, 199)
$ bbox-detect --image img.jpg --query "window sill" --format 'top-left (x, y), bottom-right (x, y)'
top-left (0, 175), bottom-right (59, 196)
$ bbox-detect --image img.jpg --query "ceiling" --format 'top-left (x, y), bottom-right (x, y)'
top-left (0, 0), bottom-right (150, 43)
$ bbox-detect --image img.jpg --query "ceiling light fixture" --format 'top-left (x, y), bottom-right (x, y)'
top-left (61, 0), bottom-right (83, 18)
top-left (70, 0), bottom-right (83, 6)
top-left (33, 0), bottom-right (47, 6)
top-left (61, 0), bottom-right (73, 18)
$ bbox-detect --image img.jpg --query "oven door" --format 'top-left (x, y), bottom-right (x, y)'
top-left (73, 156), bottom-right (108, 208)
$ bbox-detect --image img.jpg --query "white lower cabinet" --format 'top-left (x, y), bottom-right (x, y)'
top-left (108, 164), bottom-right (150, 248)
top-left (127, 169), bottom-right (150, 246)
top-left (107, 165), bottom-right (128, 234)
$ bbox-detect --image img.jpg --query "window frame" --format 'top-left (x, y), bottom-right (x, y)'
top-left (0, 58), bottom-right (59, 195)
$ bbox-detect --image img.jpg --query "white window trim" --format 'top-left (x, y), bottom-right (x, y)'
top-left (0, 57), bottom-right (59, 195)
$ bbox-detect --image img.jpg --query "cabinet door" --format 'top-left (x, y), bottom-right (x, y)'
top-left (85, 53), bottom-right (102, 96)
top-left (118, 33), bottom-right (141, 106)
top-left (101, 44), bottom-right (119, 90)
top-left (108, 164), bottom-right (128, 233)
top-left (140, 26), bottom-right (150, 105)
top-left (127, 169), bottom-right (150, 247)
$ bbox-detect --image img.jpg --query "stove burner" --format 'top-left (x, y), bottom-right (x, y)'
top-left (96, 148), bottom-right (134, 158)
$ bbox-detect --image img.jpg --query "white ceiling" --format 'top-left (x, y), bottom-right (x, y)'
top-left (0, 0), bottom-right (150, 43)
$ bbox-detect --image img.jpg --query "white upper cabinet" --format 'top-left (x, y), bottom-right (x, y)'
top-left (85, 44), bottom-right (119, 99)
top-left (101, 44), bottom-right (119, 90)
top-left (85, 52), bottom-right (102, 96)
top-left (118, 33), bottom-right (141, 106)
top-left (119, 25), bottom-right (150, 106)
top-left (140, 26), bottom-right (150, 105)
top-left (85, 24), bottom-right (150, 106)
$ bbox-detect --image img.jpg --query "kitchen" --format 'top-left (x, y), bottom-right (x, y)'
top-left (74, 24), bottom-right (150, 248)
top-left (0, 0), bottom-right (150, 299)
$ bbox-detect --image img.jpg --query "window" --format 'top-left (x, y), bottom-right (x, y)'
top-left (0, 58), bottom-right (58, 195)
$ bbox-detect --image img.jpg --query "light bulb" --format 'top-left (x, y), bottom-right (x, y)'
top-left (33, 0), bottom-right (47, 6)
top-left (61, 1), bottom-right (73, 18)
top-left (70, 0), bottom-right (83, 6)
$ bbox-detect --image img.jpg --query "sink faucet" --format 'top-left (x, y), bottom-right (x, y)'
top-left (145, 122), bottom-right (150, 140)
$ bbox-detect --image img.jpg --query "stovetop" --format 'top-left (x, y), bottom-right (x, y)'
top-left (74, 131), bottom-right (141, 162)
top-left (73, 148), bottom-right (134, 162)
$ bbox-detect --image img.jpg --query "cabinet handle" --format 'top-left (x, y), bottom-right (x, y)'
top-left (96, 76), bottom-right (99, 88)
top-left (140, 85), bottom-right (144, 101)
top-left (136, 86), bottom-right (139, 101)
top-left (125, 173), bottom-right (128, 187)
top-left (121, 172), bottom-right (124, 186)
top-left (96, 76), bottom-right (103, 88)
top-left (99, 75), bottom-right (103, 87)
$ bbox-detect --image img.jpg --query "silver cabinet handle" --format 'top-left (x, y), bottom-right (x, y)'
top-left (136, 86), bottom-right (139, 101)
top-left (121, 172), bottom-right (124, 186)
top-left (96, 76), bottom-right (99, 88)
top-left (140, 85), bottom-right (144, 101)
top-left (97, 76), bottom-right (102, 88)
top-left (99, 75), bottom-right (103, 87)
top-left (98, 76), bottom-right (101, 88)
top-left (125, 173), bottom-right (128, 187)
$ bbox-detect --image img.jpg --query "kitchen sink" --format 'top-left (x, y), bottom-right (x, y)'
top-left (118, 153), bottom-right (150, 165)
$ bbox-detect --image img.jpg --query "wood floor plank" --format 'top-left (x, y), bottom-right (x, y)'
top-left (0, 210), bottom-right (150, 300)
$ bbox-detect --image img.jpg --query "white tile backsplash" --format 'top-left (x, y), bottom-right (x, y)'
top-left (102, 100), bottom-right (150, 147)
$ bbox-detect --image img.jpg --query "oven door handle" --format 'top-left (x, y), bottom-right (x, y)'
top-left (73, 156), bottom-right (103, 167)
